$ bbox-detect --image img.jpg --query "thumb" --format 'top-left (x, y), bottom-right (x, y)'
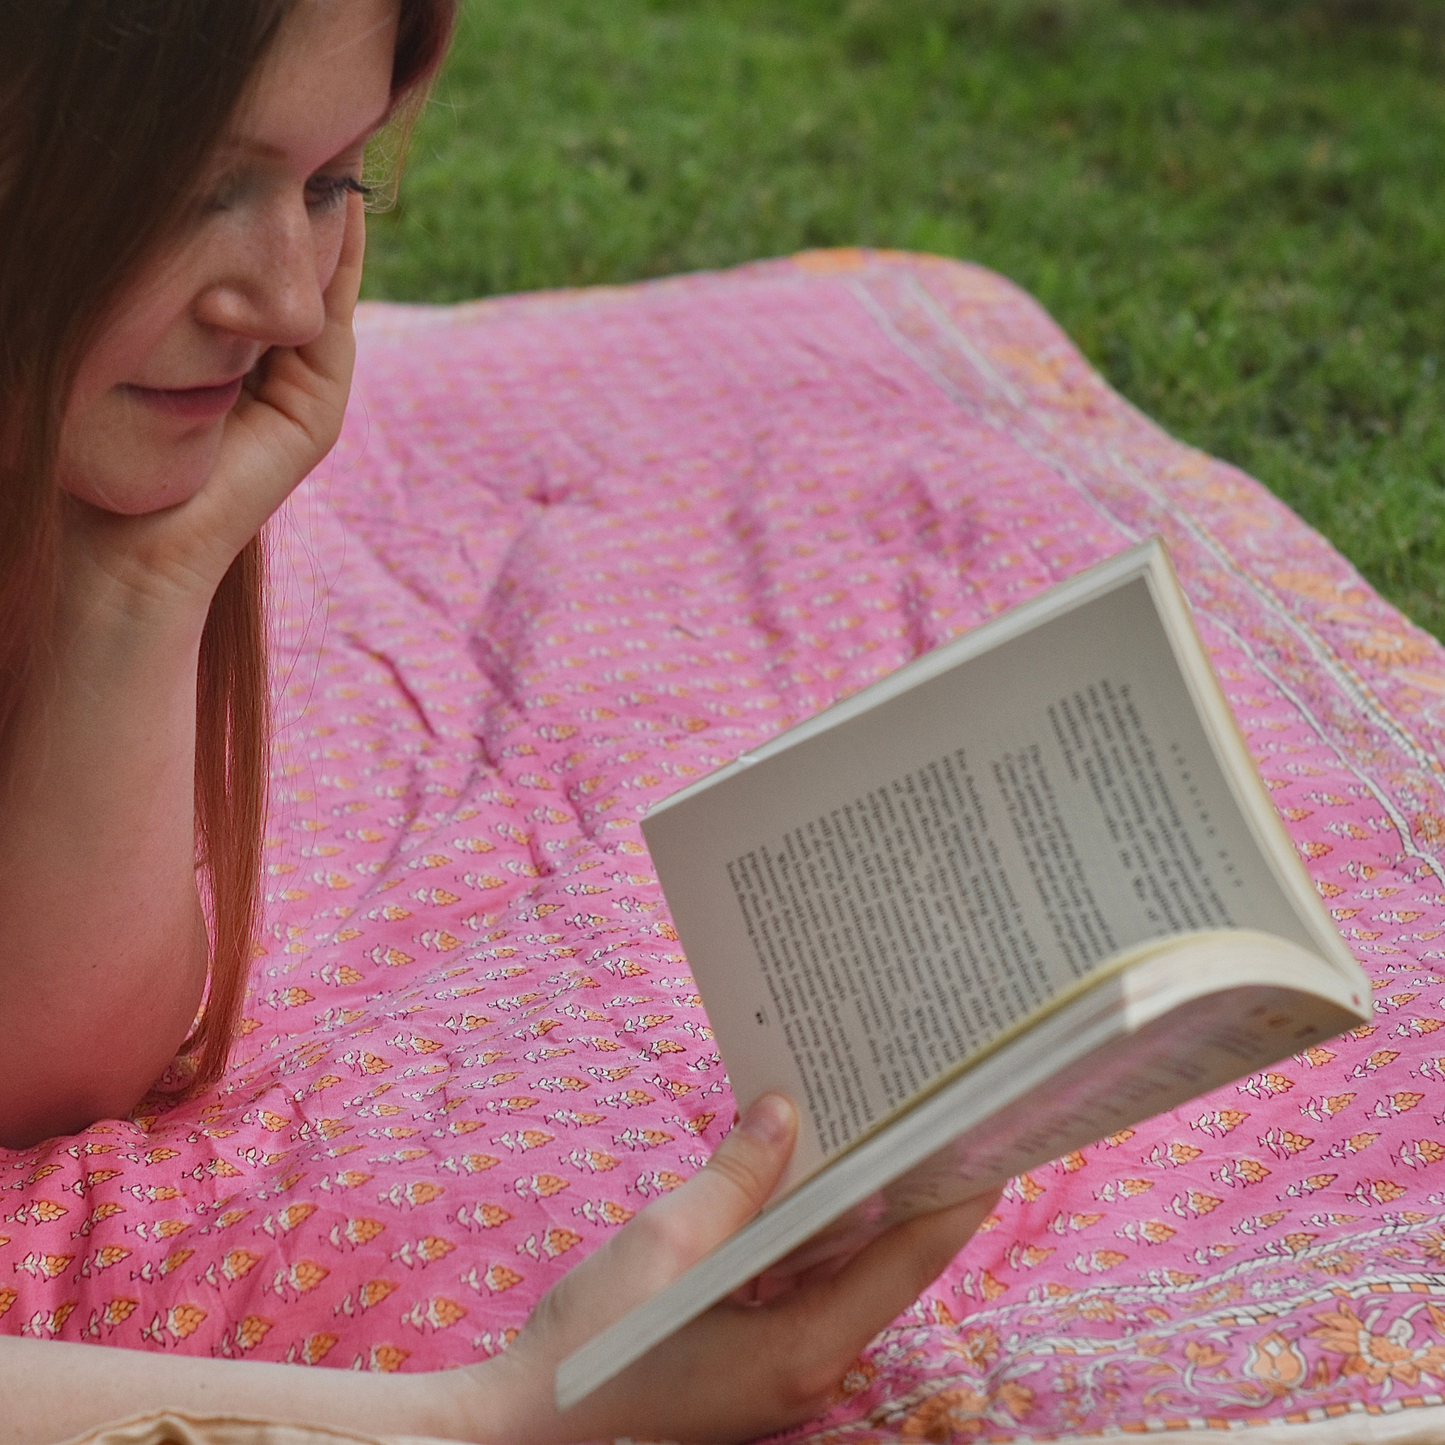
top-left (615, 1091), bottom-right (797, 1298)
top-left (685, 1091), bottom-right (798, 1231)
top-left (537, 1093), bottom-right (798, 1352)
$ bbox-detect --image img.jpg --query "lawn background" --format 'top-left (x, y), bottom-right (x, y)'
top-left (363, 0), bottom-right (1445, 641)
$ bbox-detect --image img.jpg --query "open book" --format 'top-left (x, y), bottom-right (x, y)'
top-left (556, 538), bottom-right (1368, 1410)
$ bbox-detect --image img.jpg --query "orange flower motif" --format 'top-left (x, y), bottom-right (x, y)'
top-left (543, 1227), bottom-right (582, 1258)
top-left (296, 1332), bottom-right (338, 1366)
top-left (835, 1358), bottom-right (877, 1401)
top-left (1185, 1338), bottom-right (1229, 1371)
top-left (465, 1202), bottom-right (512, 1231)
top-left (899, 1378), bottom-right (1035, 1441)
top-left (457, 1153), bottom-right (502, 1173)
top-left (579, 1199), bottom-right (633, 1226)
top-left (1092, 1173), bottom-right (1150, 1196)
top-left (219, 1248), bottom-right (261, 1283)
top-left (405, 1296), bottom-right (468, 1331)
top-left (1270, 570), bottom-right (1362, 604)
top-left (1353, 629), bottom-right (1433, 667)
top-left (995, 1382), bottom-right (1035, 1422)
top-left (979, 1269), bottom-right (1007, 1301)
top-left (1261, 1129), bottom-right (1313, 1157)
top-left (385, 1180), bottom-right (445, 1209)
top-left (20, 1252), bottom-right (74, 1280)
top-left (1306, 1249), bottom-right (1364, 1278)
top-left (332, 1218), bottom-right (386, 1249)
top-left (362, 1343), bottom-right (411, 1373)
top-left (899, 1385), bottom-right (988, 1441)
top-left (1117, 1219), bottom-right (1176, 1246)
top-left (351, 1279), bottom-right (396, 1311)
top-left (1310, 1303), bottom-right (1445, 1387)
top-left (946, 1325), bottom-right (1001, 1372)
top-left (75, 1202), bottom-right (125, 1236)
top-left (159, 1248), bottom-right (195, 1276)
top-left (1004, 1242), bottom-right (1054, 1269)
top-left (270, 1202), bottom-right (318, 1232)
top-left (281, 1259), bottom-right (329, 1294)
top-left (1243, 1330), bottom-right (1308, 1394)
top-left (32, 1302), bottom-right (77, 1337)
top-left (1363, 1179), bottom-right (1408, 1204)
top-left (1009, 1173), bottom-right (1046, 1202)
top-left (235, 1316), bottom-right (274, 1351)
top-left (167, 1303), bottom-right (207, 1341)
top-left (483, 1264), bottom-right (524, 1293)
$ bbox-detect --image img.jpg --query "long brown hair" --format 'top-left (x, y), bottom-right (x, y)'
top-left (0, 0), bottom-right (456, 1092)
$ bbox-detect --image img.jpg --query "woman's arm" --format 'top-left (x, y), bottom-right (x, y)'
top-left (0, 195), bottom-right (368, 1147)
top-left (0, 552), bottom-right (213, 1143)
top-left (0, 1337), bottom-right (446, 1445)
top-left (0, 1097), bottom-right (996, 1445)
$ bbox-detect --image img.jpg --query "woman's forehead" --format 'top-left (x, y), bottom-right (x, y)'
top-left (228, 0), bottom-right (398, 168)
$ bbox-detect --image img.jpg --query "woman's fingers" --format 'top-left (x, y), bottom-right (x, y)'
top-left (546, 1094), bottom-right (798, 1347)
top-left (697, 1191), bottom-right (1002, 1435)
top-left (241, 189), bottom-right (365, 451)
top-left (476, 1109), bottom-right (999, 1445)
top-left (784, 1190), bottom-right (1000, 1352)
top-left (180, 192), bottom-right (365, 573)
top-left (647, 1093), bottom-right (796, 1262)
top-left (549, 1188), bottom-right (1001, 1445)
top-left (456, 1096), bottom-right (799, 1445)
top-left (326, 186), bottom-right (369, 325)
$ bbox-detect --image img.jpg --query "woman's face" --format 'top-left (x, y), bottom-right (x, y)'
top-left (58, 0), bottom-right (399, 516)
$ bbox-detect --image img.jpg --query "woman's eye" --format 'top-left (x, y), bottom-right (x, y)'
top-left (306, 174), bottom-right (373, 213)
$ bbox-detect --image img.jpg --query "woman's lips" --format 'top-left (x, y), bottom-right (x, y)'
top-left (123, 377), bottom-right (244, 421)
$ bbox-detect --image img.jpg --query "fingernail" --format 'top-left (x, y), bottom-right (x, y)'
top-left (738, 1092), bottom-right (793, 1147)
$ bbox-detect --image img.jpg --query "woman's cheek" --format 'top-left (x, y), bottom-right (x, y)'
top-left (59, 392), bottom-right (226, 515)
top-left (313, 207), bottom-right (349, 297)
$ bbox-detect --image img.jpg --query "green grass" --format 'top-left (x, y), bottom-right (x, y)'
top-left (364, 0), bottom-right (1445, 641)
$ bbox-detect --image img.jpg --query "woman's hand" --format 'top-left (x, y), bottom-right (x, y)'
top-left (66, 188), bottom-right (366, 615)
top-left (197, 186), bottom-right (366, 574)
top-left (450, 1095), bottom-right (1000, 1445)
top-left (0, 1097), bottom-right (996, 1442)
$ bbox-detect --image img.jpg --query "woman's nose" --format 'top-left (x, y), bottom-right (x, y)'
top-left (195, 199), bottom-right (328, 350)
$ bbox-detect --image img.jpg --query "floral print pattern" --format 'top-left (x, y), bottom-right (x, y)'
top-left (4, 251), bottom-right (1445, 1440)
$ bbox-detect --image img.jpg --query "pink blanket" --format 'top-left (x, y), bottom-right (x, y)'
top-left (7, 251), bottom-right (1445, 1440)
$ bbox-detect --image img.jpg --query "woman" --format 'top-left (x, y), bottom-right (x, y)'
top-left (0, 2), bottom-right (994, 1438)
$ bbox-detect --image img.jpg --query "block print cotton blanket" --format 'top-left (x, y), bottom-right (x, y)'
top-left (6, 252), bottom-right (1445, 1443)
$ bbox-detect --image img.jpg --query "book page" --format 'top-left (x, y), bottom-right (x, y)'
top-left (645, 571), bottom-right (1321, 1185)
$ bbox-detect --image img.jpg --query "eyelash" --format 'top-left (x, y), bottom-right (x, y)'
top-left (206, 173), bottom-right (374, 216)
top-left (307, 175), bottom-right (374, 212)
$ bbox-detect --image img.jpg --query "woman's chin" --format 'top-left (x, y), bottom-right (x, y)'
top-left (60, 435), bottom-right (224, 516)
